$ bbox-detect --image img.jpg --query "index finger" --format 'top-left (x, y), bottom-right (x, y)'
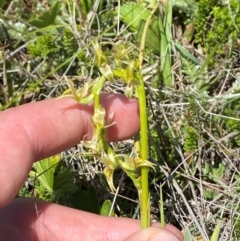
top-left (0, 93), bottom-right (139, 209)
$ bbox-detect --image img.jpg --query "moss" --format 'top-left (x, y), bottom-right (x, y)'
top-left (27, 34), bottom-right (58, 58)
top-left (195, 0), bottom-right (240, 55)
top-left (183, 126), bottom-right (198, 153)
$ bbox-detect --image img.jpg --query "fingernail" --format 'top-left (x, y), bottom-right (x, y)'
top-left (150, 233), bottom-right (180, 241)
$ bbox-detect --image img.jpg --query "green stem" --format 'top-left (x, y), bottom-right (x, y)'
top-left (136, 73), bottom-right (150, 228)
top-left (137, 2), bottom-right (162, 229)
top-left (93, 76), bottom-right (106, 109)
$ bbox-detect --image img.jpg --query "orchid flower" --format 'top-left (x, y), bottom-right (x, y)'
top-left (117, 154), bottom-right (156, 190)
top-left (113, 60), bottom-right (140, 98)
top-left (83, 105), bottom-right (115, 153)
top-left (101, 152), bottom-right (118, 191)
top-left (59, 76), bottom-right (94, 104)
top-left (92, 41), bottom-right (114, 82)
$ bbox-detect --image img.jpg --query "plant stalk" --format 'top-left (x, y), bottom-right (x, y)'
top-left (136, 73), bottom-right (150, 228)
top-left (93, 76), bottom-right (106, 109)
top-left (137, 2), bottom-right (161, 229)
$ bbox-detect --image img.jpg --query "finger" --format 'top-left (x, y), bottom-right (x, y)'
top-left (123, 226), bottom-right (182, 241)
top-left (0, 198), bottom-right (184, 241)
top-left (0, 198), bottom-right (140, 241)
top-left (0, 93), bottom-right (139, 209)
top-left (151, 223), bottom-right (184, 241)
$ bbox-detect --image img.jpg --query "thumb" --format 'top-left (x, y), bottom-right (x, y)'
top-left (123, 227), bottom-right (181, 241)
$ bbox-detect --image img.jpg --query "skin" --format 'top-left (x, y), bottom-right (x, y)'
top-left (0, 93), bottom-right (184, 241)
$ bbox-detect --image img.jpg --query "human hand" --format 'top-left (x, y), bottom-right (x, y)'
top-left (0, 93), bottom-right (183, 241)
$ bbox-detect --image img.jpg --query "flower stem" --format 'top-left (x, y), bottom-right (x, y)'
top-left (136, 73), bottom-right (150, 228)
top-left (93, 76), bottom-right (106, 109)
top-left (136, 2), bottom-right (162, 229)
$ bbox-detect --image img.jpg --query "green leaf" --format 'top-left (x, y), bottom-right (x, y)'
top-left (79, 0), bottom-right (93, 15)
top-left (120, 3), bottom-right (160, 53)
top-left (212, 163), bottom-right (225, 182)
top-left (158, 0), bottom-right (172, 87)
top-left (120, 3), bottom-right (149, 31)
top-left (69, 186), bottom-right (100, 214)
top-left (30, 155), bottom-right (61, 193)
top-left (100, 199), bottom-right (115, 216)
top-left (203, 189), bottom-right (218, 199)
top-left (54, 167), bottom-right (78, 195)
top-left (30, 155), bottom-right (77, 201)
top-left (137, 18), bottom-right (160, 53)
top-left (174, 42), bottom-right (200, 65)
top-left (29, 2), bottom-right (62, 28)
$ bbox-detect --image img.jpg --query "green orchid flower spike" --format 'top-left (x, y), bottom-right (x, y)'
top-left (59, 37), bottom-right (154, 229)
